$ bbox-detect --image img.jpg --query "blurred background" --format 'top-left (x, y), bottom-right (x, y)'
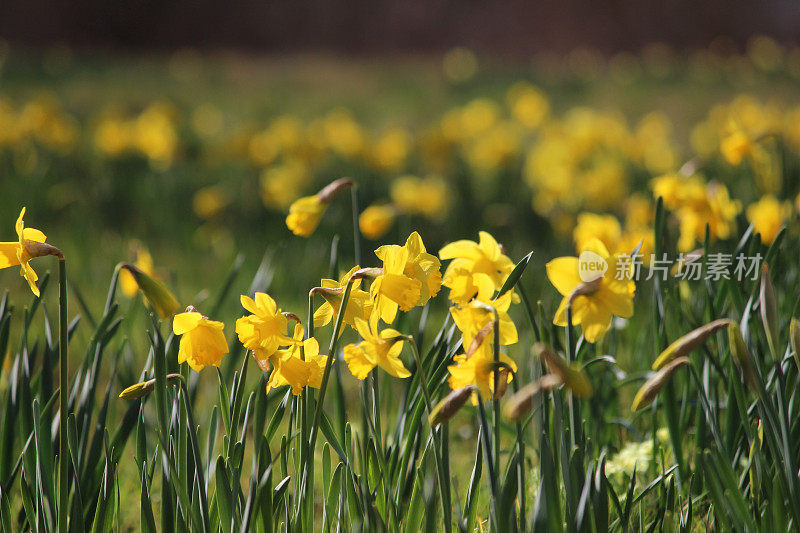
top-left (1, 0), bottom-right (800, 311)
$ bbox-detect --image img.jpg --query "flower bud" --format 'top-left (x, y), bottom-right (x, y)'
top-left (503, 374), bottom-right (562, 421)
top-left (652, 318), bottom-right (732, 370)
top-left (631, 357), bottom-right (690, 412)
top-left (119, 373), bottom-right (182, 399)
top-left (119, 262), bottom-right (181, 319)
top-left (727, 322), bottom-right (758, 392)
top-left (759, 263), bottom-right (778, 360)
top-left (428, 386), bottom-right (473, 427)
top-left (535, 343), bottom-right (593, 398)
top-left (790, 318), bottom-right (800, 372)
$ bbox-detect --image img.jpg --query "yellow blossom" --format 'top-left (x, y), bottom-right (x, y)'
top-left (746, 194), bottom-right (792, 244)
top-left (371, 232), bottom-right (442, 323)
top-left (0, 207), bottom-right (49, 297)
top-left (573, 212), bottom-right (622, 253)
top-left (390, 175), bottom-right (450, 220)
top-left (450, 291), bottom-right (518, 349)
top-left (267, 324), bottom-right (329, 395)
top-left (343, 314), bottom-right (410, 379)
top-left (720, 129), bottom-right (753, 165)
top-left (359, 204), bottom-right (396, 240)
top-left (313, 266), bottom-right (373, 331)
top-left (439, 231), bottom-right (514, 304)
top-left (546, 238), bottom-right (636, 343)
top-left (120, 243), bottom-right (155, 297)
top-left (447, 342), bottom-right (516, 402)
top-left (192, 185), bottom-right (228, 219)
top-left (173, 308), bottom-right (229, 371)
top-left (286, 178), bottom-right (354, 237)
top-left (236, 293), bottom-right (294, 361)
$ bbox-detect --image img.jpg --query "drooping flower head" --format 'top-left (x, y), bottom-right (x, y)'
top-left (447, 341), bottom-right (516, 403)
top-left (0, 207), bottom-right (52, 297)
top-left (173, 307), bottom-right (229, 372)
top-left (371, 231), bottom-right (442, 323)
top-left (236, 292), bottom-right (294, 362)
top-left (267, 324), bottom-right (330, 395)
top-left (286, 178), bottom-right (354, 237)
top-left (546, 238), bottom-right (636, 343)
top-left (439, 231), bottom-right (514, 304)
top-left (343, 313), bottom-right (410, 379)
top-left (313, 265), bottom-right (373, 332)
top-left (450, 291), bottom-right (518, 350)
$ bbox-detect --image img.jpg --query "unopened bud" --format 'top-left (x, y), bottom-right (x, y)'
top-left (631, 357), bottom-right (690, 412)
top-left (535, 343), bottom-right (593, 398)
top-left (428, 386), bottom-right (473, 427)
top-left (503, 374), bottom-right (562, 421)
top-left (119, 263), bottom-right (181, 319)
top-left (652, 318), bottom-right (732, 370)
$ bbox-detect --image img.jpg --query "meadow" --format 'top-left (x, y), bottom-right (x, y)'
top-left (1, 38), bottom-right (800, 531)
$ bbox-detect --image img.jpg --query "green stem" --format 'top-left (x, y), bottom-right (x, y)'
top-left (58, 258), bottom-right (69, 533)
top-left (491, 308), bottom-right (501, 479)
top-left (408, 338), bottom-right (452, 533)
top-left (565, 304), bottom-right (580, 448)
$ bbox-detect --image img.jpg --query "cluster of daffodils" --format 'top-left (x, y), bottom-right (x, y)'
top-left (0, 96), bottom-right (78, 154)
top-left (93, 102), bottom-right (180, 169)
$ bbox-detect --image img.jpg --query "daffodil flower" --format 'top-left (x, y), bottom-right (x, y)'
top-left (371, 231), bottom-right (442, 323)
top-left (450, 291), bottom-right (518, 349)
top-left (174, 307), bottom-right (229, 372)
top-left (546, 238), bottom-right (635, 343)
top-left (0, 207), bottom-right (50, 297)
top-left (358, 203), bottom-right (396, 240)
top-left (267, 324), bottom-right (329, 395)
top-left (313, 265), bottom-right (373, 332)
top-left (439, 231), bottom-right (514, 304)
top-left (236, 292), bottom-right (294, 362)
top-left (286, 178), bottom-right (354, 237)
top-left (343, 313), bottom-right (410, 379)
top-left (447, 342), bottom-right (516, 402)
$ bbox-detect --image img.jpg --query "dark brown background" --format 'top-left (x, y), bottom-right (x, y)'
top-left (1, 0), bottom-right (799, 53)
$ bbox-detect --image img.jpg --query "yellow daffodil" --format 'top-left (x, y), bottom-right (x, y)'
top-left (120, 243), bottom-right (155, 297)
top-left (720, 129), bottom-right (752, 165)
top-left (236, 292), bottom-right (294, 362)
top-left (390, 175), bottom-right (450, 221)
top-left (546, 238), bottom-right (636, 343)
top-left (371, 231), bottom-right (442, 323)
top-left (746, 194), bottom-right (792, 244)
top-left (173, 307), bottom-right (229, 371)
top-left (267, 324), bottom-right (329, 395)
top-left (447, 342), bottom-right (516, 402)
top-left (343, 314), bottom-right (410, 379)
top-left (450, 291), bottom-right (518, 349)
top-left (439, 231), bottom-right (514, 304)
top-left (358, 204), bottom-right (396, 240)
top-left (313, 266), bottom-right (373, 331)
top-left (573, 212), bottom-right (622, 253)
top-left (286, 178), bottom-right (354, 237)
top-left (0, 207), bottom-right (50, 297)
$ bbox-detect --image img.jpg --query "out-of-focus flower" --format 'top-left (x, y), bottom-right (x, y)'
top-left (443, 47), bottom-right (478, 83)
top-left (746, 194), bottom-right (792, 244)
top-left (0, 207), bottom-right (53, 297)
top-left (720, 128), bottom-right (753, 165)
top-left (193, 185), bottom-right (228, 220)
top-left (359, 204), bottom-right (396, 240)
top-left (260, 158), bottom-right (310, 210)
top-left (236, 292), bottom-right (294, 362)
top-left (120, 243), bottom-right (155, 297)
top-left (369, 127), bottom-right (411, 172)
top-left (372, 232), bottom-right (442, 323)
top-left (322, 108), bottom-right (365, 159)
top-left (343, 314), bottom-right (410, 379)
top-left (134, 102), bottom-right (179, 169)
top-left (651, 174), bottom-right (741, 251)
top-left (313, 265), bottom-right (373, 331)
top-left (390, 175), bottom-right (450, 220)
top-left (546, 238), bottom-right (636, 343)
top-left (439, 231), bottom-right (514, 303)
top-left (267, 324), bottom-right (329, 395)
top-left (173, 307), bottom-right (229, 371)
top-left (448, 341), bottom-right (516, 402)
top-left (573, 213), bottom-right (622, 253)
top-left (286, 178), bottom-right (354, 237)
top-left (507, 83), bottom-right (549, 130)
